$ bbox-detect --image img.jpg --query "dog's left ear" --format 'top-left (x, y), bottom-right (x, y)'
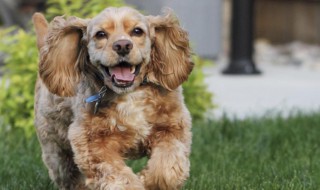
top-left (146, 10), bottom-right (194, 91)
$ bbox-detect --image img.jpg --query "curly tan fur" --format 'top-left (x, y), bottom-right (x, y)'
top-left (33, 7), bottom-right (193, 190)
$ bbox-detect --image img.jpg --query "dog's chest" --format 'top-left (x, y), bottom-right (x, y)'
top-left (112, 90), bottom-right (153, 143)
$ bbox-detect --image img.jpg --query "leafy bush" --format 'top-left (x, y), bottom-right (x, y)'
top-left (46, 0), bottom-right (124, 20)
top-left (183, 56), bottom-right (214, 120)
top-left (0, 28), bottom-right (38, 137)
top-left (0, 0), bottom-right (213, 136)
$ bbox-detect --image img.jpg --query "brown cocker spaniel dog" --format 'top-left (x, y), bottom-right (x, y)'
top-left (33, 7), bottom-right (193, 190)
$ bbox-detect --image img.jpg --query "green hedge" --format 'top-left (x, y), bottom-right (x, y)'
top-left (0, 0), bottom-right (213, 136)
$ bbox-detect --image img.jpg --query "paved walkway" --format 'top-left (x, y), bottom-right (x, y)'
top-left (204, 63), bottom-right (320, 119)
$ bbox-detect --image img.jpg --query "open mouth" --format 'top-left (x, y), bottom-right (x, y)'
top-left (101, 62), bottom-right (141, 88)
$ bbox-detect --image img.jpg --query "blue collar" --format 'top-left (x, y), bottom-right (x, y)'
top-left (85, 77), bottom-right (148, 114)
top-left (85, 86), bottom-right (108, 103)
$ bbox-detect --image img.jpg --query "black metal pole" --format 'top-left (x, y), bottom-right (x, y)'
top-left (223, 0), bottom-right (261, 74)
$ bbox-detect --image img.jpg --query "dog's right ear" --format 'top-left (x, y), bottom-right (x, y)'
top-left (35, 15), bottom-right (88, 97)
top-left (32, 13), bottom-right (48, 50)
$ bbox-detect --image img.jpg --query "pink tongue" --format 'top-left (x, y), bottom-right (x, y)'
top-left (110, 66), bottom-right (135, 82)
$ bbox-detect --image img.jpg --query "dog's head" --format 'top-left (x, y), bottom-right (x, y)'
top-left (33, 7), bottom-right (193, 96)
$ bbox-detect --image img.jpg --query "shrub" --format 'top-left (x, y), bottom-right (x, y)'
top-left (0, 28), bottom-right (38, 137)
top-left (183, 56), bottom-right (214, 121)
top-left (0, 0), bottom-right (213, 136)
top-left (46, 0), bottom-right (124, 20)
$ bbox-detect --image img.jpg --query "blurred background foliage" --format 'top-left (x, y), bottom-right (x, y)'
top-left (46, 0), bottom-right (124, 20)
top-left (183, 56), bottom-right (214, 120)
top-left (0, 28), bottom-right (38, 137)
top-left (0, 0), bottom-right (213, 136)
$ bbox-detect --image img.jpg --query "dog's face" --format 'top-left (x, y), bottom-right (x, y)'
top-left (87, 7), bottom-right (151, 93)
top-left (33, 7), bottom-right (193, 96)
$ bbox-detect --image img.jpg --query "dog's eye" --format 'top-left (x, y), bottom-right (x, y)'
top-left (131, 27), bottom-right (144, 37)
top-left (95, 31), bottom-right (107, 39)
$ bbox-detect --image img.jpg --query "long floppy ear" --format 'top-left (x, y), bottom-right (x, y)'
top-left (34, 15), bottom-right (88, 97)
top-left (32, 13), bottom-right (48, 50)
top-left (147, 10), bottom-right (194, 91)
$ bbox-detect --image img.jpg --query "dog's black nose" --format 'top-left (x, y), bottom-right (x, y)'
top-left (112, 40), bottom-right (133, 56)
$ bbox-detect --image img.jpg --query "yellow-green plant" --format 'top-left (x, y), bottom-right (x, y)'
top-left (0, 0), bottom-right (213, 136)
top-left (46, 0), bottom-right (124, 20)
top-left (0, 29), bottom-right (38, 136)
top-left (183, 56), bottom-right (214, 120)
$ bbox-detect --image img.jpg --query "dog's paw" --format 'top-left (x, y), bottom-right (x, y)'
top-left (98, 180), bottom-right (144, 190)
top-left (86, 173), bottom-right (145, 190)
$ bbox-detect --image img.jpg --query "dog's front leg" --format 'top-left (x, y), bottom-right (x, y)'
top-left (140, 127), bottom-right (192, 190)
top-left (68, 122), bottom-right (144, 190)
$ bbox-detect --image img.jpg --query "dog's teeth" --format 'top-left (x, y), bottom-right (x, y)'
top-left (130, 66), bottom-right (136, 74)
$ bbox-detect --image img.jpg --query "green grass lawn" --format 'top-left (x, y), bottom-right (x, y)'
top-left (1, 112), bottom-right (320, 190)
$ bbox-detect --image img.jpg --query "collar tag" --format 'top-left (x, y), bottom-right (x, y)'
top-left (85, 86), bottom-right (108, 103)
top-left (85, 94), bottom-right (101, 103)
top-left (85, 86), bottom-right (108, 114)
